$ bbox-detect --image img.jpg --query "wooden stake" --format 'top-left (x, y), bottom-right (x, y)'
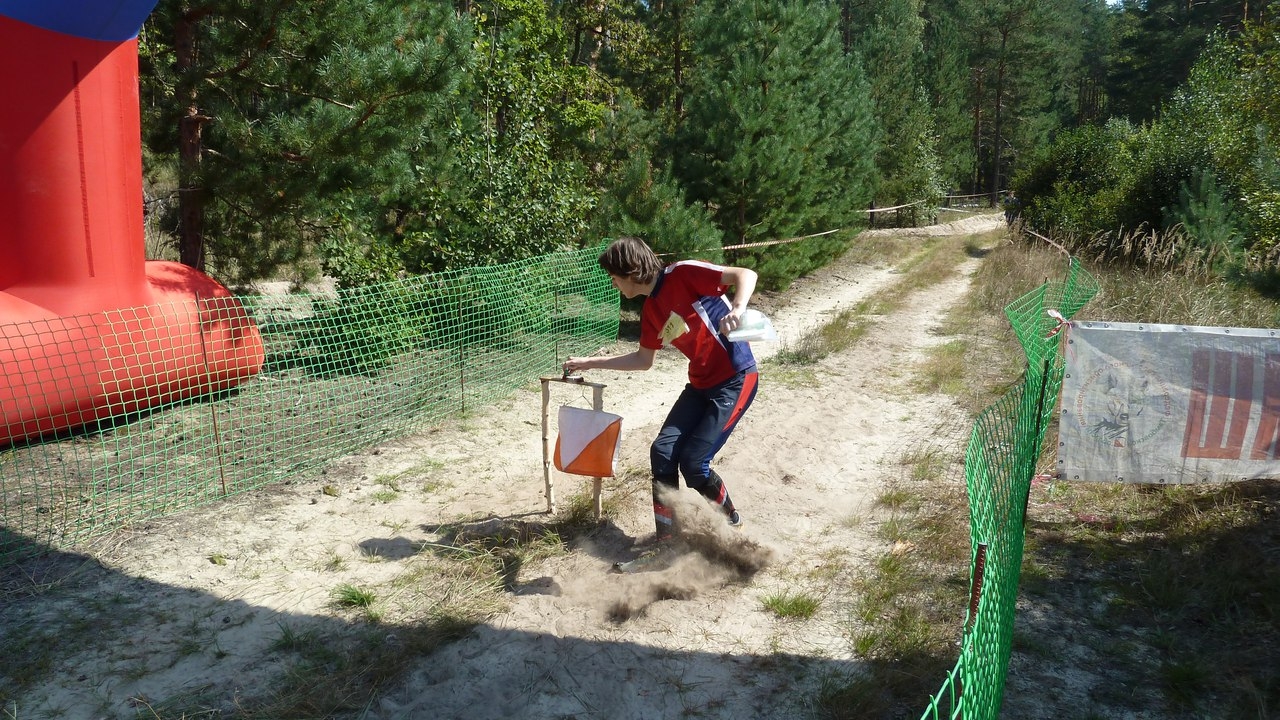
top-left (541, 378), bottom-right (554, 513)
top-left (591, 383), bottom-right (604, 519)
top-left (540, 375), bottom-right (609, 519)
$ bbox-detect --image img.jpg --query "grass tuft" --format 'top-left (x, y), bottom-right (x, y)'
top-left (270, 622), bottom-right (323, 654)
top-left (761, 591), bottom-right (821, 619)
top-left (330, 583), bottom-right (377, 609)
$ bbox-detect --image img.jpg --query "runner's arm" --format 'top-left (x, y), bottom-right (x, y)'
top-left (719, 266), bottom-right (758, 334)
top-left (564, 346), bottom-right (657, 375)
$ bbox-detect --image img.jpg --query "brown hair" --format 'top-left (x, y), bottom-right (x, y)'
top-left (598, 236), bottom-right (663, 285)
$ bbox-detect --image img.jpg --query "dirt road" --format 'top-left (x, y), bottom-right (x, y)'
top-left (8, 214), bottom-right (1003, 719)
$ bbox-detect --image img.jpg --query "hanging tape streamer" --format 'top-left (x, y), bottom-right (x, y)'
top-left (1046, 308), bottom-right (1068, 339)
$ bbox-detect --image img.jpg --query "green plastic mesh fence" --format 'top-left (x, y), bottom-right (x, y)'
top-left (0, 245), bottom-right (617, 566)
top-left (919, 257), bottom-right (1098, 720)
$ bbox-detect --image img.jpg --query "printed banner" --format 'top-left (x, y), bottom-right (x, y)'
top-left (1059, 321), bottom-right (1280, 483)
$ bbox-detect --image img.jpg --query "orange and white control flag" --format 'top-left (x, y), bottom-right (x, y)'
top-left (554, 406), bottom-right (623, 477)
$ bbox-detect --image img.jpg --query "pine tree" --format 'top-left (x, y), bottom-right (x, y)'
top-left (842, 0), bottom-right (944, 218)
top-left (1107, 0), bottom-right (1260, 123)
top-left (139, 1), bottom-right (473, 285)
top-left (673, 0), bottom-right (877, 287)
top-left (920, 0), bottom-right (976, 192)
top-left (946, 0), bottom-right (1103, 198)
top-left (388, 0), bottom-right (604, 275)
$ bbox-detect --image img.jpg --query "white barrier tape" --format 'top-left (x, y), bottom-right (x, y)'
top-left (1046, 308), bottom-right (1068, 338)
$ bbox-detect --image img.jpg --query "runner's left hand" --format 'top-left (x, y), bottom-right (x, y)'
top-left (719, 310), bottom-right (742, 335)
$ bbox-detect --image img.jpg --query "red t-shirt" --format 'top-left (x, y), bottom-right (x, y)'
top-left (639, 261), bottom-right (757, 389)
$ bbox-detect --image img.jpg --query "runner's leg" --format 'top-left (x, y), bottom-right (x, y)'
top-left (649, 384), bottom-right (708, 539)
top-left (677, 370), bottom-right (758, 519)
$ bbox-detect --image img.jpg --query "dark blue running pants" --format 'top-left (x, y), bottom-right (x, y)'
top-left (649, 368), bottom-right (758, 537)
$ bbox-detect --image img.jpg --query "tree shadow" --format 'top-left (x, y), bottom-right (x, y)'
top-left (1013, 480), bottom-right (1280, 719)
top-left (1, 522), bottom-right (872, 719)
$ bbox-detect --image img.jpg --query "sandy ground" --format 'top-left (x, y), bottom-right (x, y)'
top-left (4, 214), bottom-right (1003, 719)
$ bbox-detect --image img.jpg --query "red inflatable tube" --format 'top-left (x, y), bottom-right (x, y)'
top-left (0, 14), bottom-right (264, 446)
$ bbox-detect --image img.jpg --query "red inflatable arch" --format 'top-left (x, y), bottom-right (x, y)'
top-left (0, 1), bottom-right (265, 445)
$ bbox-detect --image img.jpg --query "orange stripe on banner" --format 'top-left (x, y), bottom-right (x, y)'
top-left (1250, 354), bottom-right (1280, 460)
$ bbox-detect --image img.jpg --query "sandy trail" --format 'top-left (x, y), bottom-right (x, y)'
top-left (6, 214), bottom-right (1002, 719)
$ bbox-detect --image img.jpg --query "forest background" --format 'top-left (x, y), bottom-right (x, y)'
top-left (5, 1), bottom-right (1280, 717)
top-left (136, 0), bottom-right (1279, 293)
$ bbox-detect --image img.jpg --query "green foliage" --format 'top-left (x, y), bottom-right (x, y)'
top-left (404, 0), bottom-right (599, 270)
top-left (1167, 170), bottom-right (1242, 270)
top-left (675, 0), bottom-right (877, 288)
top-left (132, 0), bottom-right (1121, 291)
top-left (1241, 133), bottom-right (1280, 263)
top-left (1015, 118), bottom-right (1199, 241)
top-left (140, 0), bottom-right (474, 285)
top-left (319, 195), bottom-right (410, 288)
top-left (920, 1), bottom-right (977, 190)
top-left (1185, 25), bottom-right (1280, 263)
top-left (320, 0), bottom-right (608, 278)
top-left (1111, 122), bottom-right (1211, 233)
top-left (558, 0), bottom-right (662, 112)
top-left (1105, 0), bottom-right (1259, 122)
top-left (398, 124), bottom-right (594, 272)
top-left (885, 90), bottom-right (947, 218)
top-left (1015, 18), bottom-right (1280, 280)
top-left (920, 0), bottom-right (1107, 196)
top-left (140, 0), bottom-right (614, 285)
top-left (846, 0), bottom-right (945, 212)
top-left (595, 153), bottom-right (722, 262)
top-left (613, 169), bottom-right (724, 264)
top-left (289, 282), bottom-right (432, 377)
top-left (1013, 120), bottom-right (1132, 236)
top-left (129, 0), bottom-right (1258, 293)
top-left (580, 95), bottom-right (723, 263)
